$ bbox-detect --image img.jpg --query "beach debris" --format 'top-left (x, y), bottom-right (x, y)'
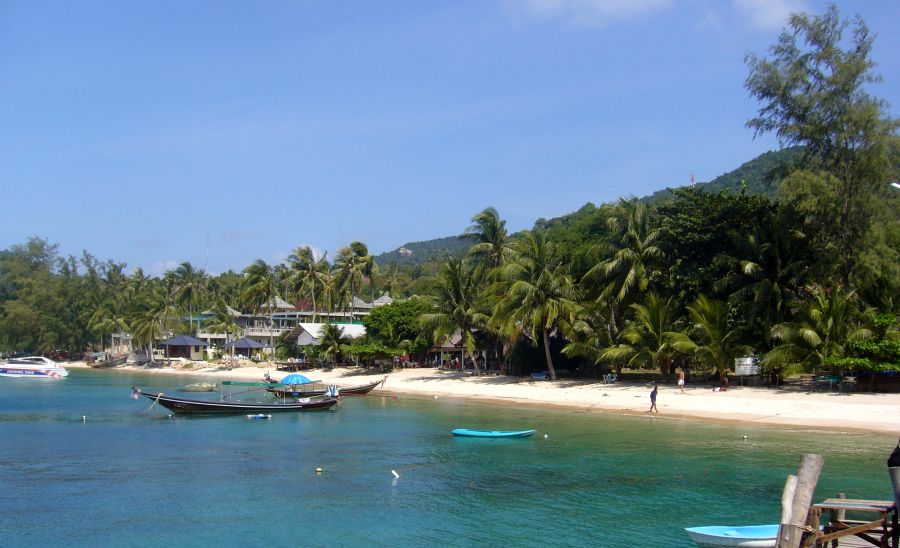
top-left (434, 395), bottom-right (438, 399)
top-left (391, 469), bottom-right (400, 479)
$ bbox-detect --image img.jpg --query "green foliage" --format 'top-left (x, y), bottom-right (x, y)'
top-left (645, 147), bottom-right (805, 203)
top-left (669, 295), bottom-right (749, 379)
top-left (746, 5), bottom-right (898, 287)
top-left (657, 188), bottom-right (776, 303)
top-left (363, 298), bottom-right (430, 354)
top-left (610, 293), bottom-right (680, 374)
top-left (492, 230), bottom-right (579, 380)
top-left (374, 235), bottom-right (470, 268)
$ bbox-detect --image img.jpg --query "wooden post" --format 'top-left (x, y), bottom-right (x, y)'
top-left (836, 492), bottom-right (845, 522)
top-left (780, 475), bottom-right (798, 525)
top-left (776, 453), bottom-right (824, 548)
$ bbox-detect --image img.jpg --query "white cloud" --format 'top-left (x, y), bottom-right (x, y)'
top-left (733, 0), bottom-right (808, 30)
top-left (507, 0), bottom-right (673, 27)
top-left (696, 4), bottom-right (724, 31)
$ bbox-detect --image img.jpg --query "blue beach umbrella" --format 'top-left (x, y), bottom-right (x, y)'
top-left (281, 373), bottom-right (312, 385)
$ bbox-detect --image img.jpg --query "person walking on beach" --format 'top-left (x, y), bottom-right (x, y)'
top-left (678, 368), bottom-right (685, 394)
top-left (649, 383), bottom-right (659, 413)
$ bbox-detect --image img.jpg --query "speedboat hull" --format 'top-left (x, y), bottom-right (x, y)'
top-left (0, 357), bottom-right (68, 378)
top-left (685, 524), bottom-right (778, 547)
top-left (451, 429), bottom-right (536, 438)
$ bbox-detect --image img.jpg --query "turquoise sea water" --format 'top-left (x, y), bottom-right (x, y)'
top-left (0, 369), bottom-right (894, 547)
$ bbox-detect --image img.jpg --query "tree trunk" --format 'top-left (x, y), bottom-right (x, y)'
top-left (542, 327), bottom-right (558, 381)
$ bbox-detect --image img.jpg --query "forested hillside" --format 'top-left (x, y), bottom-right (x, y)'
top-left (373, 235), bottom-right (470, 267)
top-left (378, 146), bottom-right (805, 267)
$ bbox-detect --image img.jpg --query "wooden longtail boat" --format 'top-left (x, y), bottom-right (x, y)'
top-left (451, 429), bottom-right (536, 438)
top-left (90, 354), bottom-right (127, 368)
top-left (133, 388), bottom-right (339, 414)
top-left (266, 376), bottom-right (386, 398)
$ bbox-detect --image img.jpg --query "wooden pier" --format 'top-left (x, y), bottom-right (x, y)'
top-left (803, 498), bottom-right (897, 547)
top-left (773, 454), bottom-right (898, 548)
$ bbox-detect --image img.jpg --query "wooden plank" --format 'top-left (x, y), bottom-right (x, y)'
top-left (813, 518), bottom-right (883, 543)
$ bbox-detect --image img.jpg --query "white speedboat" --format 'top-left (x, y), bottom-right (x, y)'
top-left (0, 356), bottom-right (69, 378)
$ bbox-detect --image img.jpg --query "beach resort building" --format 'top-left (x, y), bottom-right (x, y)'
top-left (189, 294), bottom-right (394, 357)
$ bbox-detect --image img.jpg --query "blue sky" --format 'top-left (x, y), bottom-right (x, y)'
top-left (1, 0), bottom-right (897, 276)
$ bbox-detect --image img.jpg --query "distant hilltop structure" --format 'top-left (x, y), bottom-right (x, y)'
top-left (398, 247), bottom-right (412, 256)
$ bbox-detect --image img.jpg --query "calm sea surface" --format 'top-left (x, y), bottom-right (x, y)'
top-left (0, 369), bottom-right (894, 547)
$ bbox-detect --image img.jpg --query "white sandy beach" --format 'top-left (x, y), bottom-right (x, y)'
top-left (71, 362), bottom-right (900, 435)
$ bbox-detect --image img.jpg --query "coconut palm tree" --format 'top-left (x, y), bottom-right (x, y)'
top-left (240, 260), bottom-right (279, 354)
top-left (561, 300), bottom-right (619, 375)
top-left (765, 285), bottom-right (867, 376)
top-left (288, 245), bottom-right (329, 322)
top-left (466, 207), bottom-right (509, 274)
top-left (130, 287), bottom-right (180, 363)
top-left (492, 230), bottom-right (579, 381)
top-left (334, 246), bottom-right (364, 321)
top-left (582, 198), bottom-right (665, 306)
top-left (204, 298), bottom-right (241, 360)
top-left (716, 214), bottom-right (808, 345)
top-left (350, 241), bottom-right (378, 305)
top-left (421, 257), bottom-right (487, 375)
top-left (598, 293), bottom-right (680, 375)
top-left (670, 295), bottom-right (750, 386)
top-left (383, 263), bottom-right (402, 298)
top-left (175, 261), bottom-right (206, 335)
top-left (319, 322), bottom-right (349, 367)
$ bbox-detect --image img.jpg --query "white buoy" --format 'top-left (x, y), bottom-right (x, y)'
top-left (544, 434), bottom-right (548, 439)
top-left (433, 395), bottom-right (438, 399)
top-left (316, 467), bottom-right (323, 474)
top-left (742, 435), bottom-right (748, 439)
top-left (391, 470), bottom-right (400, 479)
top-left (82, 415), bottom-right (86, 422)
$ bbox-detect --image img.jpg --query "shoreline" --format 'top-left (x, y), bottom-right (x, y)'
top-left (71, 362), bottom-right (900, 435)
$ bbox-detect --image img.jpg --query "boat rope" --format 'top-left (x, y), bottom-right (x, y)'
top-left (144, 392), bottom-right (163, 414)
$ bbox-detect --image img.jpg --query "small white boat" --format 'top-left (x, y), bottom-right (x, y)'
top-left (0, 356), bottom-right (69, 378)
top-left (684, 524), bottom-right (778, 547)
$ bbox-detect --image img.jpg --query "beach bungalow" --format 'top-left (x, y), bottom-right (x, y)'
top-left (428, 330), bottom-right (493, 371)
top-left (159, 335), bottom-right (209, 360)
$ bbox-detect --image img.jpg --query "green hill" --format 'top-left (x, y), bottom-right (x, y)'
top-left (375, 234), bottom-right (470, 267)
top-left (643, 146), bottom-right (804, 204)
top-left (376, 147), bottom-right (804, 266)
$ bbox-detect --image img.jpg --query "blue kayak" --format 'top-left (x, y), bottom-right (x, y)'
top-left (451, 429), bottom-right (536, 438)
top-left (684, 524), bottom-right (778, 547)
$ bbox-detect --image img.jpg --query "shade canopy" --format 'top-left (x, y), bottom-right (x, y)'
top-left (281, 373), bottom-right (313, 385)
top-left (161, 335), bottom-right (208, 347)
top-left (225, 337), bottom-right (265, 349)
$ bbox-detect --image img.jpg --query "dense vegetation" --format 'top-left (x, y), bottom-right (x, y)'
top-left (1, 7), bottom-right (897, 382)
